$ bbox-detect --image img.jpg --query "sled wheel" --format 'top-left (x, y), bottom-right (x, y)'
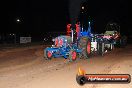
top-left (97, 42), bottom-right (105, 56)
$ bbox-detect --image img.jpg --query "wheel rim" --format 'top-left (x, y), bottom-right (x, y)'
top-left (71, 51), bottom-right (77, 60)
top-left (47, 51), bottom-right (52, 58)
top-left (87, 41), bottom-right (91, 54)
top-left (60, 39), bottom-right (63, 47)
top-left (55, 38), bottom-right (59, 47)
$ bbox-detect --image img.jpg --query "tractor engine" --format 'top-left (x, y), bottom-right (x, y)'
top-left (53, 36), bottom-right (72, 48)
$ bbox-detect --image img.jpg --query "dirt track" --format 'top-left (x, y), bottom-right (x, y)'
top-left (0, 45), bottom-right (132, 88)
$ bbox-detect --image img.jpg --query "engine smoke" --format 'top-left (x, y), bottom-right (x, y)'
top-left (69, 0), bottom-right (86, 29)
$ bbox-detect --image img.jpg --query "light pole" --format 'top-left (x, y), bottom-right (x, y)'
top-left (10, 33), bottom-right (16, 44)
top-left (15, 17), bottom-right (22, 44)
top-left (13, 33), bottom-right (16, 44)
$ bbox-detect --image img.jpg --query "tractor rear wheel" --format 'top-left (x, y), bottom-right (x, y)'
top-left (78, 36), bottom-right (91, 59)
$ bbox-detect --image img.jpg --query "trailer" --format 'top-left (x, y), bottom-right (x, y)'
top-left (104, 22), bottom-right (127, 47)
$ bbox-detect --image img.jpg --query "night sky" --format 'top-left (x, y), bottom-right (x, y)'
top-left (1, 0), bottom-right (131, 35)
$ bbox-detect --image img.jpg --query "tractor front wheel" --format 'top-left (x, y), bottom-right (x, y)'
top-left (69, 50), bottom-right (77, 61)
top-left (44, 49), bottom-right (52, 60)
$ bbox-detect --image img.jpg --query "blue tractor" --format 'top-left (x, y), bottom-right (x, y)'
top-left (44, 35), bottom-right (82, 61)
top-left (43, 22), bottom-right (92, 61)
